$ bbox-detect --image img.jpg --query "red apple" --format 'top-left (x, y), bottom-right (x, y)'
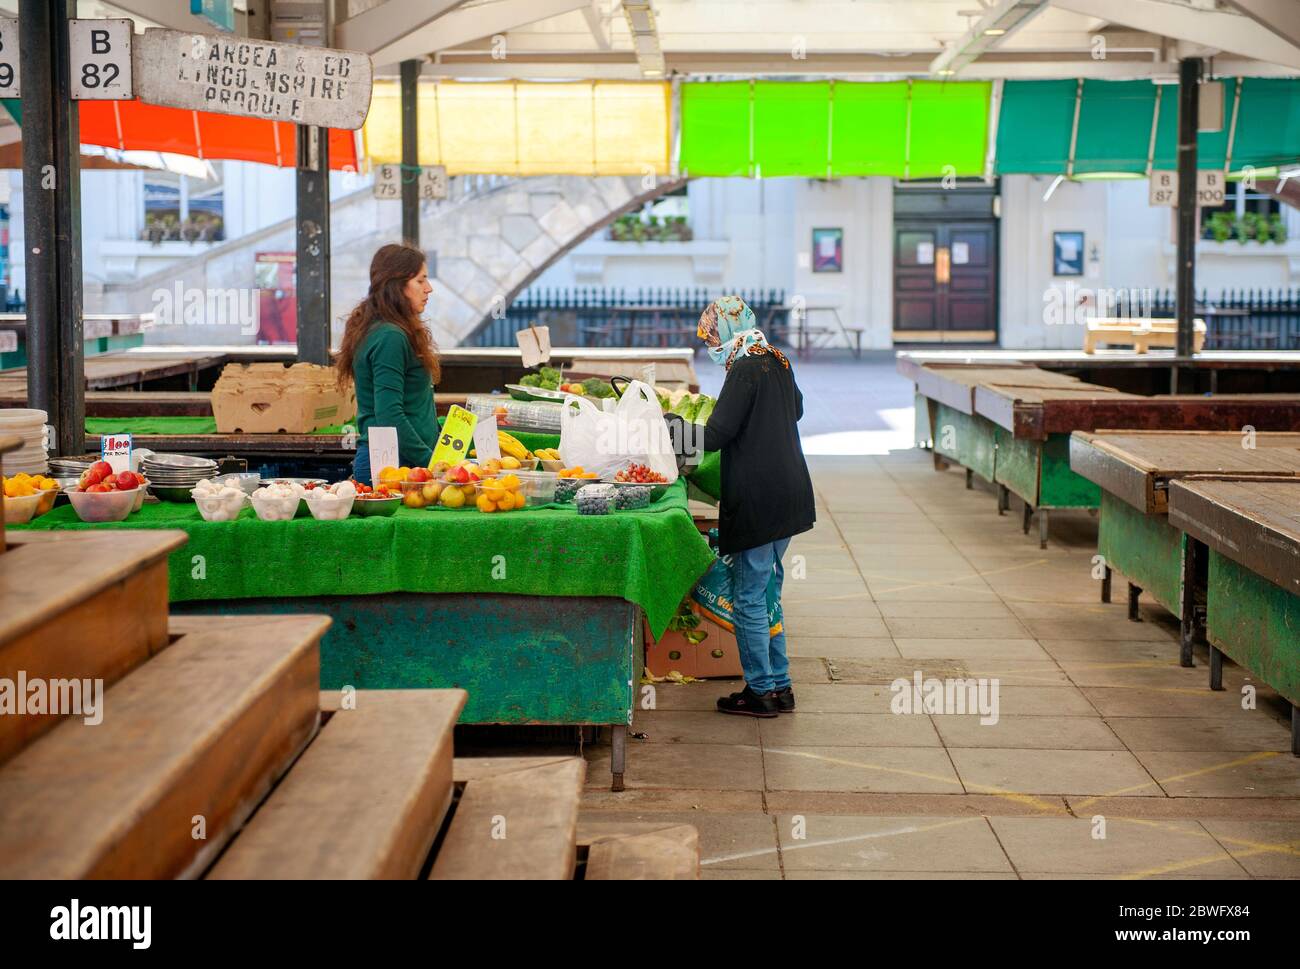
top-left (408, 467), bottom-right (433, 483)
top-left (115, 470), bottom-right (140, 490)
top-left (86, 483), bottom-right (112, 493)
top-left (446, 466), bottom-right (468, 484)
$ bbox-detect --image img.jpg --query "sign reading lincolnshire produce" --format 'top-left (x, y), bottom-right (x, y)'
top-left (134, 28), bottom-right (372, 130)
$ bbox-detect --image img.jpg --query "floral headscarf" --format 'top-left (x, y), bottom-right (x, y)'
top-left (697, 295), bottom-right (789, 371)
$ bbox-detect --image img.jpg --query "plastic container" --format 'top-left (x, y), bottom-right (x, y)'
top-left (67, 488), bottom-right (136, 523)
top-left (35, 486), bottom-right (61, 516)
top-left (553, 477), bottom-right (582, 503)
top-left (249, 488), bottom-right (300, 522)
top-left (472, 478), bottom-right (525, 512)
top-left (397, 477), bottom-right (445, 510)
top-left (575, 483), bottom-right (616, 516)
top-left (131, 485), bottom-right (148, 512)
top-left (304, 491), bottom-right (354, 520)
top-left (3, 491), bottom-right (42, 524)
top-left (515, 471), bottom-right (558, 507)
top-left (193, 490), bottom-right (248, 523)
top-left (352, 494), bottom-right (402, 517)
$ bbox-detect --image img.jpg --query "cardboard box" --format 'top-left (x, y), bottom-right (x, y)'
top-left (211, 363), bottom-right (356, 434)
top-left (644, 614), bottom-right (744, 680)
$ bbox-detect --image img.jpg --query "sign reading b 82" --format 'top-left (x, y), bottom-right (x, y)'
top-left (69, 19), bottom-right (134, 101)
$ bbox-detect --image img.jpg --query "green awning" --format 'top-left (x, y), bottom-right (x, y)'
top-left (681, 80), bottom-right (991, 179)
top-left (997, 77), bottom-right (1300, 175)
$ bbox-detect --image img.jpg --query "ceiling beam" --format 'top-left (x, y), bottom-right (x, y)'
top-left (386, 0), bottom-right (592, 68)
top-left (1222, 0), bottom-right (1300, 51)
top-left (582, 0), bottom-right (613, 51)
top-left (334, 0), bottom-right (464, 57)
top-left (1050, 0), bottom-right (1300, 69)
top-left (931, 0), bottom-right (1053, 76)
top-left (620, 1), bottom-right (665, 77)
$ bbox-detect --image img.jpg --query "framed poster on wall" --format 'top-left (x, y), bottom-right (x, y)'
top-left (1053, 231), bottom-right (1085, 277)
top-left (812, 227), bottom-right (843, 273)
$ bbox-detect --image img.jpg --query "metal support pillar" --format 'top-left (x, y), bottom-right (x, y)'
top-left (965, 468), bottom-right (973, 490)
top-left (21, 0), bottom-right (83, 457)
top-left (296, 125), bottom-right (331, 365)
top-left (400, 59), bottom-right (419, 247)
top-left (1178, 537), bottom-right (1205, 668)
top-left (1100, 564), bottom-right (1112, 604)
top-left (1128, 583), bottom-right (1142, 622)
top-left (997, 484), bottom-right (1009, 516)
top-left (610, 724), bottom-right (626, 792)
top-left (1175, 58), bottom-right (1202, 359)
top-left (1022, 501), bottom-right (1032, 535)
top-left (1038, 510), bottom-right (1049, 550)
top-left (1209, 644), bottom-right (1224, 691)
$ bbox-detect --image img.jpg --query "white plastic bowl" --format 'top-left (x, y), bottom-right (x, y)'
top-left (249, 490), bottom-right (300, 522)
top-left (304, 491), bottom-right (355, 520)
top-left (3, 492), bottom-right (42, 524)
top-left (67, 488), bottom-right (136, 523)
top-left (193, 491), bottom-right (248, 523)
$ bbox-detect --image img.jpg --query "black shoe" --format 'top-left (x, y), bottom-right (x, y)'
top-left (716, 686), bottom-right (780, 718)
top-left (773, 687), bottom-right (796, 713)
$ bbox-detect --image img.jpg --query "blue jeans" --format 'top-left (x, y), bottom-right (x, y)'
top-left (352, 447), bottom-right (372, 488)
top-left (731, 537), bottom-right (791, 695)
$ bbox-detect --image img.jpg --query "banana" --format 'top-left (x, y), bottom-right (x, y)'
top-left (496, 430), bottom-right (528, 460)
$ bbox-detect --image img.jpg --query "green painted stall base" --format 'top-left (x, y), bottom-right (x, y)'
top-left (993, 427), bottom-right (1039, 506)
top-left (914, 391), bottom-right (932, 447)
top-left (1097, 491), bottom-right (1184, 616)
top-left (1207, 552), bottom-right (1300, 708)
top-left (994, 430), bottom-right (1099, 510)
top-left (172, 592), bottom-right (639, 726)
top-left (931, 401), bottom-right (997, 483)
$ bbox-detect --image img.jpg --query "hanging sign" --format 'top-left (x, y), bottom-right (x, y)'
top-left (1149, 170), bottom-right (1227, 208)
top-left (70, 20), bottom-right (134, 101)
top-left (431, 405), bottom-right (478, 468)
top-left (373, 164), bottom-right (448, 201)
top-left (0, 18), bottom-right (19, 98)
top-left (0, 331), bottom-right (16, 354)
top-left (134, 28), bottom-right (373, 129)
top-left (472, 415), bottom-right (502, 463)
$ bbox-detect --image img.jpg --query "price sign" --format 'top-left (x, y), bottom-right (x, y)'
top-left (70, 19), bottom-right (134, 101)
top-left (472, 414), bottom-right (501, 462)
top-left (1197, 170), bottom-right (1226, 207)
top-left (367, 426), bottom-right (398, 483)
top-left (100, 433), bottom-right (133, 474)
top-left (0, 19), bottom-right (20, 97)
top-left (431, 405), bottom-right (477, 468)
top-left (419, 165), bottom-right (448, 201)
top-left (0, 331), bottom-right (15, 354)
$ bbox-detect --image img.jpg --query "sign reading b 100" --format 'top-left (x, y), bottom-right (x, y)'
top-left (134, 28), bottom-right (372, 129)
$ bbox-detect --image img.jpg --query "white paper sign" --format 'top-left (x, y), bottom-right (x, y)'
top-left (100, 433), bottom-right (132, 473)
top-left (70, 19), bottom-right (133, 100)
top-left (1197, 170), bottom-right (1226, 207)
top-left (1149, 171), bottom-right (1178, 207)
top-left (952, 242), bottom-right (969, 265)
top-left (917, 242), bottom-right (935, 265)
top-left (0, 330), bottom-right (15, 354)
top-left (516, 324), bottom-right (551, 368)
top-left (367, 426), bottom-right (398, 481)
top-left (473, 415), bottom-right (502, 462)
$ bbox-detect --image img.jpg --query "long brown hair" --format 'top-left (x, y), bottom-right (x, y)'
top-left (336, 243), bottom-right (441, 389)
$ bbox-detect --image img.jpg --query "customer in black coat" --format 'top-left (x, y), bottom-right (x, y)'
top-left (699, 295), bottom-right (816, 717)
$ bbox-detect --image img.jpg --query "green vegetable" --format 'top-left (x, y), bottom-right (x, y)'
top-left (581, 377), bottom-right (615, 398)
top-left (539, 366), bottom-right (562, 384)
top-left (670, 394), bottom-right (695, 418)
top-left (694, 395), bottom-right (716, 424)
top-left (519, 374), bottom-right (541, 387)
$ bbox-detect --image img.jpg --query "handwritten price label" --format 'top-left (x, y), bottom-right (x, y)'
top-left (430, 405), bottom-right (478, 468)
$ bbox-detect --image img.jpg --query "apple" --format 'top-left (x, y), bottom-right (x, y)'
top-left (446, 466), bottom-right (469, 484)
top-left (115, 470), bottom-right (140, 490)
top-left (85, 483), bottom-right (112, 493)
top-left (408, 467), bottom-right (433, 483)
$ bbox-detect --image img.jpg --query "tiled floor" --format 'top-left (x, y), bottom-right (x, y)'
top-left (575, 445), bottom-right (1300, 879)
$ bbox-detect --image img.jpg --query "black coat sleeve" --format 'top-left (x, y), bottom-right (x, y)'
top-left (703, 359), bottom-right (757, 452)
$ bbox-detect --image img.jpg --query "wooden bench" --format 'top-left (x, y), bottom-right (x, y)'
top-left (1084, 317), bottom-right (1207, 354)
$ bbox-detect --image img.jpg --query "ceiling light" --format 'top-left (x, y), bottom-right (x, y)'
top-left (984, 28), bottom-right (1007, 36)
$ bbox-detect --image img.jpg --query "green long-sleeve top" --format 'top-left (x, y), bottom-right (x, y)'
top-left (353, 322), bottom-right (438, 467)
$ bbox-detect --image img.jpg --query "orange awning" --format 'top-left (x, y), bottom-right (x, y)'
top-left (77, 98), bottom-right (358, 171)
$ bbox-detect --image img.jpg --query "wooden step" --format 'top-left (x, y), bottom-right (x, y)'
top-left (578, 821), bottom-right (700, 880)
top-left (0, 529), bottom-right (185, 765)
top-left (207, 689), bottom-right (466, 880)
top-left (0, 613), bottom-right (328, 879)
top-left (431, 757), bottom-right (585, 880)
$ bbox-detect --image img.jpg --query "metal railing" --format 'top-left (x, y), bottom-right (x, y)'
top-left (1110, 288), bottom-right (1300, 350)
top-left (470, 286), bottom-right (789, 348)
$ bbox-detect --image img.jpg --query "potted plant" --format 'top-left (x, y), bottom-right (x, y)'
top-left (1208, 212), bottom-right (1235, 243)
top-left (1270, 213), bottom-right (1288, 244)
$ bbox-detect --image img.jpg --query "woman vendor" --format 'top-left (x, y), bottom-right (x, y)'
top-left (336, 243), bottom-right (440, 485)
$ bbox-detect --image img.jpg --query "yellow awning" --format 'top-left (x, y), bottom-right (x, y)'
top-left (363, 80), bottom-right (672, 176)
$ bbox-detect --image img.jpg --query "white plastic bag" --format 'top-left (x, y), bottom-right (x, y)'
top-left (559, 379), bottom-right (678, 482)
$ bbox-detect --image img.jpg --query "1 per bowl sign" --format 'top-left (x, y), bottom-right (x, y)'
top-left (135, 28), bottom-right (372, 129)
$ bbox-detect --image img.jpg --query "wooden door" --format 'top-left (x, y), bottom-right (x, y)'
top-left (893, 219), bottom-right (997, 342)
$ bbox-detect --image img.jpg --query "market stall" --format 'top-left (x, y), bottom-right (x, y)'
top-left (1069, 430), bottom-right (1300, 664)
top-left (1167, 476), bottom-right (1300, 756)
top-left (906, 357), bottom-right (1300, 546)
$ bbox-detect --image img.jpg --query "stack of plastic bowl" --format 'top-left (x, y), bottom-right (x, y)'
top-left (142, 453), bottom-right (218, 501)
top-left (0, 409), bottom-right (49, 477)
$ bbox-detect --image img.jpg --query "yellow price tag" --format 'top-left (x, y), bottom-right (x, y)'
top-left (430, 404), bottom-right (478, 468)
